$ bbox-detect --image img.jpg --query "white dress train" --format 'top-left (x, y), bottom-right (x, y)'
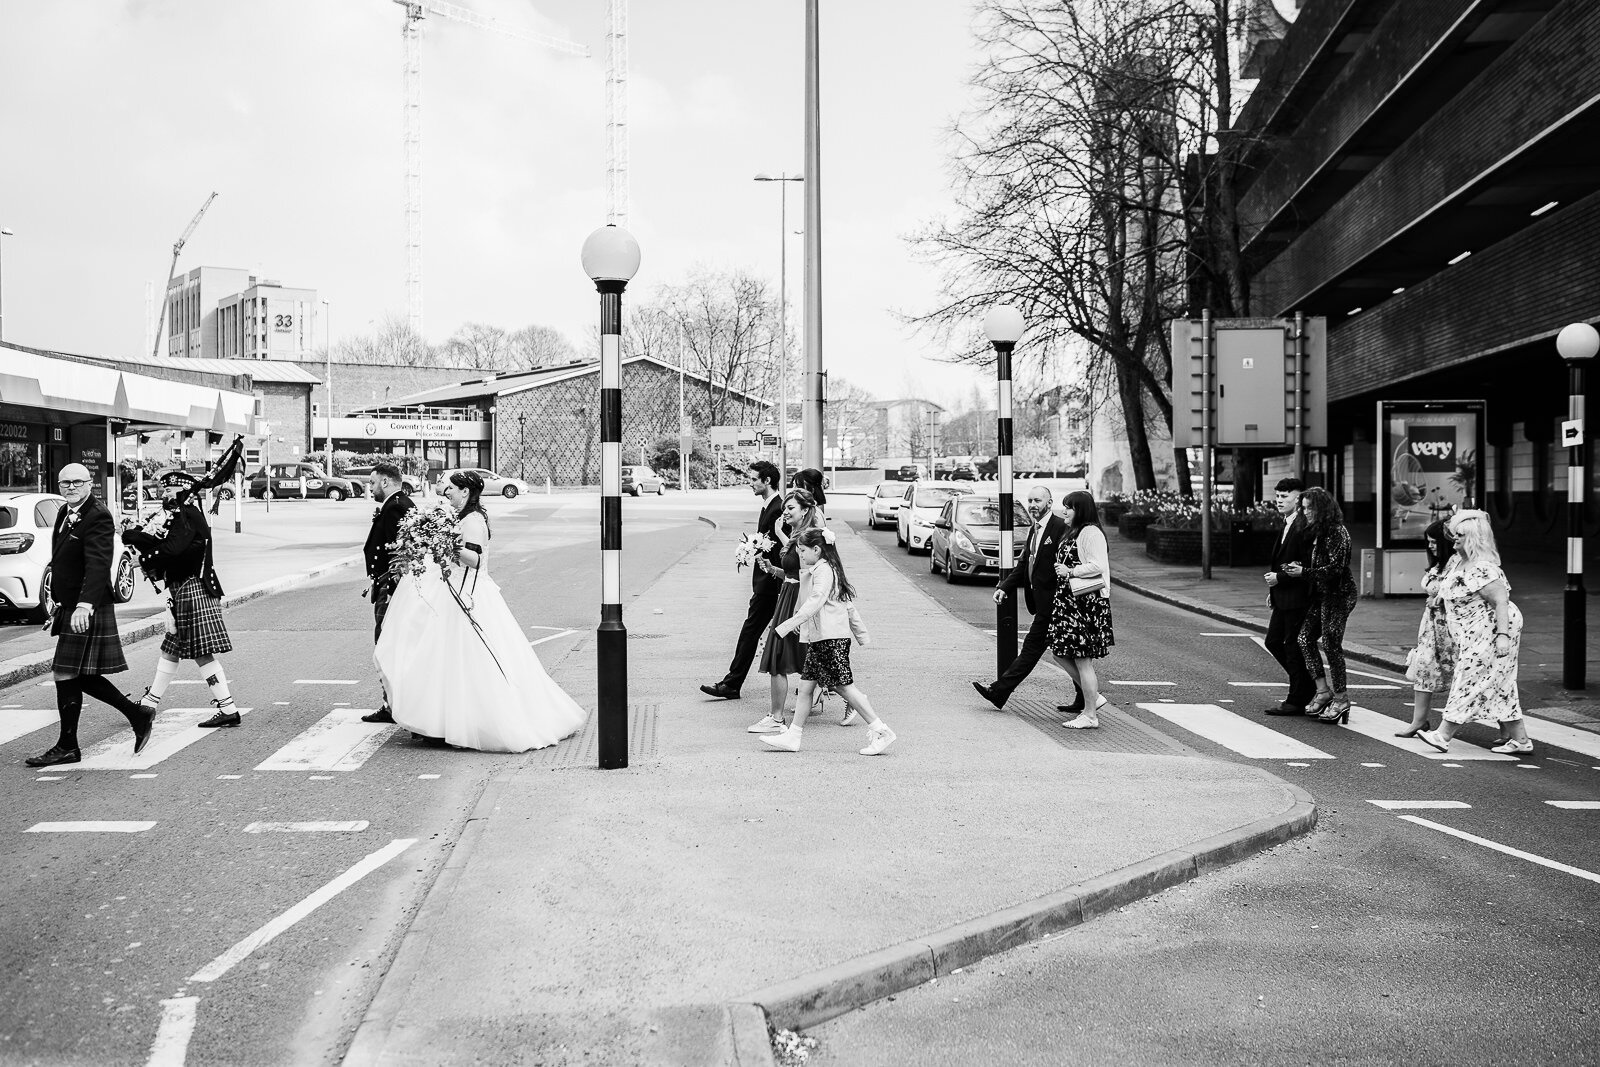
top-left (374, 511), bottom-right (588, 752)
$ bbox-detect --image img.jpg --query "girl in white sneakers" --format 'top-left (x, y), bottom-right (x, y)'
top-left (760, 527), bottom-right (895, 755)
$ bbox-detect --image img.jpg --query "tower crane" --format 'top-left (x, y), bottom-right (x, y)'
top-left (151, 191), bottom-right (219, 360)
top-left (392, 1), bottom-right (589, 339)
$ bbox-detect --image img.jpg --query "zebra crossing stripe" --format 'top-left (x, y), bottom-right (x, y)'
top-left (1135, 703), bottom-right (1335, 760)
top-left (255, 709), bottom-right (398, 772)
top-left (1337, 706), bottom-right (1513, 761)
top-left (1368, 800), bottom-right (1471, 810)
top-left (78, 709), bottom-right (254, 770)
top-left (0, 709), bottom-right (58, 746)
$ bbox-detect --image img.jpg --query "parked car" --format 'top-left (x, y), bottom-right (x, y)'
top-left (434, 468), bottom-right (531, 499)
top-left (896, 483), bottom-right (973, 554)
top-left (121, 468), bottom-right (237, 512)
top-left (0, 493), bottom-right (138, 622)
top-left (865, 482), bottom-right (905, 529)
top-left (342, 465), bottom-right (422, 495)
top-left (895, 464), bottom-right (927, 482)
top-left (621, 465), bottom-right (665, 496)
top-left (928, 496), bottom-right (1032, 583)
top-left (248, 463), bottom-right (358, 501)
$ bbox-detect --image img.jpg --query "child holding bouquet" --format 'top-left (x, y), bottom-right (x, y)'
top-left (760, 527), bottom-right (896, 755)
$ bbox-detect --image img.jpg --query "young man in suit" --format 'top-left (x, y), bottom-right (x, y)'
top-left (26, 463), bottom-right (154, 768)
top-left (361, 463), bottom-right (417, 724)
top-left (1263, 477), bottom-right (1315, 715)
top-left (972, 485), bottom-right (1082, 713)
top-left (700, 460), bottom-right (783, 700)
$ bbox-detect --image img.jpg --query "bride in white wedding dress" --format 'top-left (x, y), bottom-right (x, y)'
top-left (375, 471), bottom-right (588, 752)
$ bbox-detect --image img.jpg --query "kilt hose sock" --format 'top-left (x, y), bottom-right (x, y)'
top-left (196, 655), bottom-right (233, 710)
top-left (53, 680), bottom-right (84, 750)
top-left (144, 655), bottom-right (181, 707)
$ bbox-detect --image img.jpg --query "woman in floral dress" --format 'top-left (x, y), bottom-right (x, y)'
top-left (1397, 518), bottom-right (1457, 737)
top-left (1050, 491), bottom-right (1113, 730)
top-left (1418, 510), bottom-right (1532, 756)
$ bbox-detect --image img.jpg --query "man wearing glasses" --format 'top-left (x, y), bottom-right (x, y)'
top-left (25, 463), bottom-right (154, 767)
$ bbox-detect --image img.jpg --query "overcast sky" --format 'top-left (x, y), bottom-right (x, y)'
top-left (0, 0), bottom-right (1005, 406)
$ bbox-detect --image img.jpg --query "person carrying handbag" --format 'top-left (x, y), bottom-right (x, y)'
top-left (1049, 491), bottom-right (1114, 729)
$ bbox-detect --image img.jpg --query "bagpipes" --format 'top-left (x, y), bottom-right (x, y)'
top-left (122, 434), bottom-right (247, 591)
top-left (187, 434), bottom-right (247, 516)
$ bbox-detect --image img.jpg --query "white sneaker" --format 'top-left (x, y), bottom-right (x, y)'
top-left (1490, 738), bottom-right (1533, 755)
top-left (839, 707), bottom-right (861, 727)
top-left (859, 724), bottom-right (897, 756)
top-left (747, 715), bottom-right (786, 734)
top-left (761, 727), bottom-right (803, 752)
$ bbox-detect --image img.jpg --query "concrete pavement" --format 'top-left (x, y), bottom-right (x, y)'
top-left (344, 510), bottom-right (1315, 1065)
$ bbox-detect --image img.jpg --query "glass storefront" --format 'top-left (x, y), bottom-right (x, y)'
top-left (0, 442), bottom-right (45, 491)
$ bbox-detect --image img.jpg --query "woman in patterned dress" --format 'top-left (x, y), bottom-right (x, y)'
top-left (745, 489), bottom-right (823, 735)
top-left (1397, 518), bottom-right (1457, 737)
top-left (1297, 487), bottom-right (1360, 724)
top-left (1418, 510), bottom-right (1533, 756)
top-left (1050, 491), bottom-right (1113, 730)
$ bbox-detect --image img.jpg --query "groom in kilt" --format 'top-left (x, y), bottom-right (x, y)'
top-left (122, 470), bottom-right (239, 728)
top-left (25, 464), bottom-right (154, 768)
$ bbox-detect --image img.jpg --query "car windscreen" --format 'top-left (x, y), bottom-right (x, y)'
top-left (958, 502), bottom-right (1030, 527)
top-left (914, 488), bottom-right (965, 508)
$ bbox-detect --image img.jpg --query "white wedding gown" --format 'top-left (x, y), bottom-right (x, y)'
top-left (374, 511), bottom-right (588, 752)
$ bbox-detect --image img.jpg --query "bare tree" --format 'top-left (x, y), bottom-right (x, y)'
top-left (335, 313), bottom-right (435, 367)
top-left (828, 377), bottom-right (881, 466)
top-left (505, 324), bottom-right (578, 370)
top-left (649, 268), bottom-right (780, 428)
top-left (439, 322), bottom-right (510, 370)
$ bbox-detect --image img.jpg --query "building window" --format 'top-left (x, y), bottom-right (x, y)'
top-left (253, 393), bottom-right (264, 417)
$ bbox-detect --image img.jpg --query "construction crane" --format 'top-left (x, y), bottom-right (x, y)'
top-left (606, 0), bottom-right (628, 226)
top-left (393, 1), bottom-right (589, 339)
top-left (151, 191), bottom-right (219, 360)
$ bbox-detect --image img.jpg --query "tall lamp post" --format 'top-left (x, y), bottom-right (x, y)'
top-left (517, 414), bottom-right (527, 480)
top-left (984, 304), bottom-right (1024, 675)
top-left (1556, 322), bottom-right (1597, 690)
top-left (322, 299), bottom-right (333, 470)
top-left (754, 173), bottom-right (802, 487)
top-left (582, 224), bottom-right (641, 770)
top-left (0, 228), bottom-right (13, 343)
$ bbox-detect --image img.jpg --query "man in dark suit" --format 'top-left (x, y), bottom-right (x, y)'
top-left (361, 463), bottom-right (416, 724)
top-left (972, 486), bottom-right (1082, 713)
top-left (1263, 477), bottom-right (1315, 715)
top-left (700, 460), bottom-right (783, 700)
top-left (25, 463), bottom-right (154, 768)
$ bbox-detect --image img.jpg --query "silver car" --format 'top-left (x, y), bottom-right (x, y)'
top-left (0, 493), bottom-right (139, 622)
top-left (865, 482), bottom-right (904, 529)
top-left (897, 483), bottom-right (974, 554)
top-left (436, 468), bottom-right (532, 499)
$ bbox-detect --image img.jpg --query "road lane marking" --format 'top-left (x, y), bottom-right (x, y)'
top-left (1135, 703), bottom-right (1335, 759)
top-left (255, 709), bottom-right (398, 772)
top-left (146, 995), bottom-right (198, 1067)
top-left (1201, 632), bottom-right (1249, 636)
top-left (529, 628), bottom-right (579, 646)
top-left (1397, 815), bottom-right (1600, 885)
top-left (33, 776), bottom-right (64, 781)
top-left (1361, 763), bottom-right (1386, 767)
top-left (1347, 684), bottom-right (1402, 690)
top-left (1547, 801), bottom-right (1600, 809)
top-left (77, 708), bottom-right (254, 770)
top-left (1368, 800), bottom-right (1471, 810)
top-left (1338, 706), bottom-right (1514, 761)
top-left (1109, 680), bottom-right (1175, 686)
top-left (188, 838), bottom-right (416, 982)
top-left (1347, 666), bottom-right (1408, 683)
top-left (293, 679), bottom-right (359, 685)
top-left (1228, 682), bottom-right (1283, 687)
top-left (1522, 718), bottom-right (1600, 761)
top-left (243, 821), bottom-right (369, 833)
top-left (26, 821), bottom-right (155, 833)
top-left (217, 775), bottom-right (242, 780)
top-left (0, 709), bottom-right (59, 746)
top-left (130, 773), bottom-right (158, 779)
top-left (418, 774), bottom-right (440, 779)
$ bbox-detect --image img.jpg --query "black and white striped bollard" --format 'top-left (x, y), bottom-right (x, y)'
top-left (985, 305), bottom-right (1025, 676)
top-left (583, 225), bottom-right (642, 768)
top-left (1556, 322), bottom-right (1596, 691)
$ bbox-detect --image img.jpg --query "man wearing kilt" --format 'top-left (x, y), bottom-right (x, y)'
top-left (121, 470), bottom-right (239, 728)
top-left (25, 464), bottom-right (155, 768)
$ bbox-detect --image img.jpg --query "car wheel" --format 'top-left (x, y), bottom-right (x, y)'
top-left (113, 551), bottom-right (138, 603)
top-left (943, 552), bottom-right (959, 584)
top-left (656, 484), bottom-right (665, 495)
top-left (327, 487), bottom-right (346, 502)
top-left (31, 567), bottom-right (53, 624)
top-left (896, 524), bottom-right (906, 547)
top-left (216, 486), bottom-right (235, 501)
top-left (929, 548), bottom-right (941, 574)
top-left (502, 485), bottom-right (519, 499)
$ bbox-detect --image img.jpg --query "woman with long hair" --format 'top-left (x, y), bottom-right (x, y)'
top-left (791, 468), bottom-right (828, 515)
top-left (1418, 510), bottom-right (1533, 755)
top-left (746, 488), bottom-right (824, 735)
top-left (1397, 518), bottom-right (1457, 737)
top-left (1295, 487), bottom-right (1360, 723)
top-left (1051, 491), bottom-right (1114, 729)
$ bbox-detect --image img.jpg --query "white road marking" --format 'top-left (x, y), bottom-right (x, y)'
top-left (1, 703), bottom-right (21, 708)
top-left (1397, 815), bottom-right (1600, 885)
top-left (1337, 706), bottom-right (1515, 761)
top-left (1347, 666), bottom-right (1408, 683)
top-left (1228, 682), bottom-right (1284, 687)
top-left (526, 625), bottom-right (568, 632)
top-left (529, 628), bottom-right (578, 646)
top-left (1368, 800), bottom-right (1471, 810)
top-left (1347, 684), bottom-right (1402, 690)
top-left (1136, 703), bottom-right (1335, 759)
top-left (1518, 764), bottom-right (1540, 770)
top-left (0, 709), bottom-right (59, 746)
top-left (1201, 632), bottom-right (1250, 637)
top-left (1547, 801), bottom-right (1600, 809)
top-left (308, 774), bottom-right (334, 780)
top-left (33, 776), bottom-right (64, 781)
top-left (146, 995), bottom-right (198, 1067)
top-left (243, 821), bottom-right (368, 833)
top-left (1286, 762), bottom-right (1310, 767)
top-left (26, 821), bottom-right (155, 833)
top-left (293, 679), bottom-right (359, 685)
top-left (1441, 763), bottom-right (1462, 768)
top-left (78, 708), bottom-right (254, 770)
top-left (1361, 763), bottom-right (1386, 768)
top-left (255, 709), bottom-right (398, 772)
top-left (129, 773), bottom-right (158, 779)
top-left (1109, 680), bottom-right (1175, 686)
top-left (273, 701), bottom-right (290, 706)
top-left (188, 838), bottom-right (416, 982)
top-left (418, 774), bottom-right (440, 780)
top-left (1523, 718), bottom-right (1600, 761)
top-left (217, 775), bottom-right (242, 780)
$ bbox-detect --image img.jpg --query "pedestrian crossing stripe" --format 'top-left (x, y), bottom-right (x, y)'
top-left (1337, 706), bottom-right (1514, 761)
top-left (0, 709), bottom-right (59, 746)
top-left (77, 708), bottom-right (256, 770)
top-left (255, 709), bottom-right (398, 772)
top-left (1135, 703), bottom-right (1335, 760)
top-left (1368, 800), bottom-right (1471, 809)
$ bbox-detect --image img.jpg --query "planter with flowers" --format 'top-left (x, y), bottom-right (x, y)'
top-left (1099, 492), bottom-right (1130, 527)
top-left (1145, 500), bottom-right (1283, 566)
top-left (1117, 489), bottom-right (1180, 542)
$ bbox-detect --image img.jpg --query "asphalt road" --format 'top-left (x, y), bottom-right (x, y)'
top-left (0, 494), bottom-right (713, 1066)
top-left (819, 515), bottom-right (1600, 1065)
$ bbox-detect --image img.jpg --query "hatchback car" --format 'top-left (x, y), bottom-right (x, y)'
top-left (896, 483), bottom-right (973, 553)
top-left (249, 463), bottom-right (358, 501)
top-left (434, 468), bottom-right (531, 499)
top-left (865, 482), bottom-right (904, 529)
top-left (621, 466), bottom-right (665, 496)
top-left (929, 496), bottom-right (1032, 583)
top-left (0, 493), bottom-right (139, 621)
top-left (343, 465), bottom-right (422, 495)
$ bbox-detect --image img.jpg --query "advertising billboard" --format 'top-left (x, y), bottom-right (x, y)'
top-left (1377, 400), bottom-right (1485, 547)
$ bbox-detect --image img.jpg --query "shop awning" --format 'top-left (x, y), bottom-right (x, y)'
top-left (1, 344), bottom-right (254, 433)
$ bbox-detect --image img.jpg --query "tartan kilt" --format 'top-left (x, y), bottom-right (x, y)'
top-left (52, 603), bottom-right (128, 676)
top-left (161, 577), bottom-right (233, 659)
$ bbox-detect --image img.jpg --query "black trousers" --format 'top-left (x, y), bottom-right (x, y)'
top-left (721, 586), bottom-right (779, 692)
top-left (1265, 602), bottom-right (1315, 708)
top-left (990, 606), bottom-right (1058, 703)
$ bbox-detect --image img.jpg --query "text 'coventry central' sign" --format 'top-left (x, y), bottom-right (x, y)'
top-left (329, 417), bottom-right (490, 442)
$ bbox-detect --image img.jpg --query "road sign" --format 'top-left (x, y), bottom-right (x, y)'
top-left (710, 426), bottom-right (760, 450)
top-left (1563, 419), bottom-right (1584, 447)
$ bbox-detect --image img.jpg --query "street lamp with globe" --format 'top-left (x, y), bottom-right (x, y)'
top-left (983, 304), bottom-right (1025, 674)
top-left (1556, 321), bottom-right (1597, 690)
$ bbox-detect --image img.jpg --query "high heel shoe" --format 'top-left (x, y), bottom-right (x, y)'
top-left (1303, 690), bottom-right (1333, 717)
top-left (1315, 696), bottom-right (1350, 725)
top-left (1394, 721), bottom-right (1428, 738)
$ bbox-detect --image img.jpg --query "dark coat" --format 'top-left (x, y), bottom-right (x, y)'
top-left (365, 491), bottom-right (417, 584)
top-left (51, 494), bottom-right (117, 610)
top-left (998, 513), bottom-right (1068, 615)
top-left (750, 494), bottom-right (784, 595)
top-left (123, 502), bottom-right (224, 597)
top-left (1267, 514), bottom-right (1312, 611)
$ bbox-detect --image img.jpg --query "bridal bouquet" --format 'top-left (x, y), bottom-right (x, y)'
top-left (389, 502), bottom-right (464, 582)
top-left (733, 532), bottom-right (775, 572)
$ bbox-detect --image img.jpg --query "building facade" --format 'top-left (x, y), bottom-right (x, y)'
top-left (165, 266), bottom-right (253, 359)
top-left (216, 280), bottom-right (319, 361)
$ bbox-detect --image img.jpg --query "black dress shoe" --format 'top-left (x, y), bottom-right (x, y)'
top-left (25, 744), bottom-right (81, 768)
top-left (198, 710), bottom-right (242, 728)
top-left (1056, 694), bottom-right (1086, 715)
top-left (699, 683), bottom-right (740, 700)
top-left (362, 707), bottom-right (396, 724)
top-left (972, 682), bottom-right (1005, 710)
top-left (130, 708), bottom-right (156, 754)
top-left (1265, 703), bottom-right (1304, 716)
